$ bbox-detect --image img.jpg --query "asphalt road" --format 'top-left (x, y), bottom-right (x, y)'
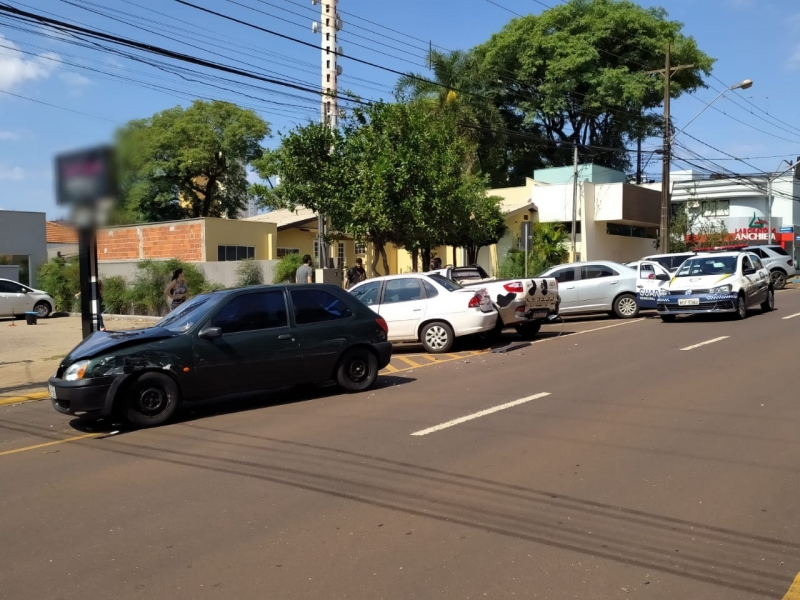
top-left (2, 294), bottom-right (800, 600)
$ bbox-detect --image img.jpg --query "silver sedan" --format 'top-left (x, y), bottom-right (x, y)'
top-left (538, 261), bottom-right (641, 319)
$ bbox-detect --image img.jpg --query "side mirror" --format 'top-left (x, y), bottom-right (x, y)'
top-left (743, 268), bottom-right (756, 275)
top-left (198, 326), bottom-right (222, 340)
top-left (655, 274), bottom-right (670, 281)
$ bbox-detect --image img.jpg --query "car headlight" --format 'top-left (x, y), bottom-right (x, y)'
top-left (710, 284), bottom-right (732, 293)
top-left (63, 360), bottom-right (89, 381)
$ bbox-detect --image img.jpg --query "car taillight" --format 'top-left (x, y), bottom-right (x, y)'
top-left (789, 260), bottom-right (794, 267)
top-left (468, 294), bottom-right (482, 308)
top-left (375, 317), bottom-right (388, 333)
top-left (503, 282), bottom-right (523, 293)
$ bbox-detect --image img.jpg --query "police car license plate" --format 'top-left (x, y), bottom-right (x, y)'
top-left (48, 384), bottom-right (56, 400)
top-left (678, 298), bottom-right (700, 306)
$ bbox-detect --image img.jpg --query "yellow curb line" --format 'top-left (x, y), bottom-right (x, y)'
top-left (0, 391), bottom-right (49, 406)
top-left (0, 433), bottom-right (100, 457)
top-left (783, 572), bottom-right (800, 600)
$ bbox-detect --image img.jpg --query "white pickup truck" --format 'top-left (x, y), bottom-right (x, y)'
top-left (429, 265), bottom-right (559, 339)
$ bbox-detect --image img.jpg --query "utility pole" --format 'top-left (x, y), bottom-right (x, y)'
top-left (570, 142), bottom-right (579, 262)
top-left (636, 134), bottom-right (642, 185)
top-left (313, 0), bottom-right (342, 269)
top-left (660, 43), bottom-right (671, 253)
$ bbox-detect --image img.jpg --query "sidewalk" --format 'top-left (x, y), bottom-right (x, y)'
top-left (0, 316), bottom-right (151, 405)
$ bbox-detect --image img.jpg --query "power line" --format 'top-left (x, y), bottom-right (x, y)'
top-left (0, 88), bottom-right (118, 123)
top-left (484, 0), bottom-right (523, 17)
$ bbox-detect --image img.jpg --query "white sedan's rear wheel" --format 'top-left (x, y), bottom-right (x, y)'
top-left (420, 321), bottom-right (454, 354)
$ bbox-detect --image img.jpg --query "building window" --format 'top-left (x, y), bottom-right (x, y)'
top-left (355, 242), bottom-right (366, 255)
top-left (313, 240), bottom-right (319, 259)
top-left (337, 242), bottom-right (345, 267)
top-left (701, 200), bottom-right (729, 217)
top-left (606, 223), bottom-right (658, 239)
top-left (217, 245), bottom-right (255, 261)
top-left (277, 248), bottom-right (300, 259)
top-left (0, 254), bottom-right (31, 285)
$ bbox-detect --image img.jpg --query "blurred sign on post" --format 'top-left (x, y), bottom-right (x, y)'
top-left (55, 145), bottom-right (118, 339)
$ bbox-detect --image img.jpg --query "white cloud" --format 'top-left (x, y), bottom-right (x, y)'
top-left (59, 71), bottom-right (91, 87)
top-left (0, 165), bottom-right (26, 181)
top-left (0, 131), bottom-right (20, 140)
top-left (0, 35), bottom-right (59, 92)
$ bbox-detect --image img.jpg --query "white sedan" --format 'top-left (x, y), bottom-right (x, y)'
top-left (348, 273), bottom-right (497, 353)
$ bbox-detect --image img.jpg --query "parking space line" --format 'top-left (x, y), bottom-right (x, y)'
top-left (411, 392), bottom-right (551, 436)
top-left (395, 356), bottom-right (424, 368)
top-left (782, 572), bottom-right (800, 600)
top-left (532, 318), bottom-right (645, 345)
top-left (445, 353), bottom-right (462, 360)
top-left (0, 391), bottom-right (49, 406)
top-left (783, 312), bottom-right (800, 320)
top-left (415, 354), bottom-right (439, 363)
top-left (381, 363), bottom-right (399, 373)
top-left (0, 433), bottom-right (99, 458)
top-left (680, 336), bottom-right (729, 351)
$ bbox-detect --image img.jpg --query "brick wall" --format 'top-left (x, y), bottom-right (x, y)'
top-left (99, 221), bottom-right (204, 262)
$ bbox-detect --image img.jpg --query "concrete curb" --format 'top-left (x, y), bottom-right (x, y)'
top-left (66, 312), bottom-right (161, 322)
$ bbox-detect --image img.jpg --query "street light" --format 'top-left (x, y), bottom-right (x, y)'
top-left (766, 158), bottom-right (800, 245)
top-left (661, 77), bottom-right (753, 251)
top-left (672, 79), bottom-right (754, 140)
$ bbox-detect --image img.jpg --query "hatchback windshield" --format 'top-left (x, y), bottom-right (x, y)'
top-left (427, 274), bottom-right (461, 291)
top-left (155, 294), bottom-right (215, 332)
top-left (676, 256), bottom-right (737, 277)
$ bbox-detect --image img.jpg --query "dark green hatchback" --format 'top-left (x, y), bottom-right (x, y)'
top-left (49, 284), bottom-right (392, 427)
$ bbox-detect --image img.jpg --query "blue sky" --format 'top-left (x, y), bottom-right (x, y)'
top-left (1, 0), bottom-right (799, 218)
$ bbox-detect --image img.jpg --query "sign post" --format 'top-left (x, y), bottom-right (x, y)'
top-left (55, 146), bottom-right (117, 339)
top-left (521, 221), bottom-right (532, 279)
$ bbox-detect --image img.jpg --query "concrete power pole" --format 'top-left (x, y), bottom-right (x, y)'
top-left (312, 0), bottom-right (342, 269)
top-left (660, 43), bottom-right (671, 253)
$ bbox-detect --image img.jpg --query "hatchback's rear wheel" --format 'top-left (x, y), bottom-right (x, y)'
top-left (34, 301), bottom-right (51, 318)
top-left (771, 270), bottom-right (787, 290)
top-left (125, 372), bottom-right (179, 428)
top-left (420, 321), bottom-right (454, 354)
top-left (336, 348), bottom-right (378, 393)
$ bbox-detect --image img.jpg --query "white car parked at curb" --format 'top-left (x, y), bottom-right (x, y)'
top-left (348, 273), bottom-right (497, 353)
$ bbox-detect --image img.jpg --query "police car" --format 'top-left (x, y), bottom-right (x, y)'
top-left (656, 251), bottom-right (774, 322)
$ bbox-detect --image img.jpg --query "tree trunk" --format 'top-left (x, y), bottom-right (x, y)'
top-left (371, 243), bottom-right (383, 277)
top-left (452, 246), bottom-right (457, 267)
top-left (201, 175), bottom-right (216, 217)
top-left (380, 246), bottom-right (390, 276)
top-left (467, 245), bottom-right (480, 265)
top-left (411, 248), bottom-right (419, 273)
top-left (421, 247), bottom-right (432, 271)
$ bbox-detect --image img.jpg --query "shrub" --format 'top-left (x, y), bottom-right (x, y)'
top-left (273, 253), bottom-right (308, 283)
top-left (37, 256), bottom-right (80, 312)
top-left (128, 259), bottom-right (210, 316)
top-left (235, 258), bottom-right (264, 287)
top-left (101, 276), bottom-right (129, 314)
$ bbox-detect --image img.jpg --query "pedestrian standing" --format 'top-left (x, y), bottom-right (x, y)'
top-left (344, 257), bottom-right (367, 289)
top-left (431, 257), bottom-right (443, 271)
top-left (165, 268), bottom-right (188, 311)
top-left (295, 255), bottom-right (314, 284)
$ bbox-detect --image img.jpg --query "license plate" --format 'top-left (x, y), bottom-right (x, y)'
top-left (678, 298), bottom-right (700, 306)
top-left (48, 384), bottom-right (56, 399)
top-left (532, 310), bottom-right (548, 319)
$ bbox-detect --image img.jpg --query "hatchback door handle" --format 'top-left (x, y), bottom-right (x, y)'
top-left (277, 334), bottom-right (293, 341)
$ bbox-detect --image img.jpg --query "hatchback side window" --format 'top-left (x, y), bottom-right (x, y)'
top-left (581, 265), bottom-right (616, 279)
top-left (383, 279), bottom-right (423, 304)
top-left (550, 268), bottom-right (575, 283)
top-left (749, 255), bottom-right (765, 271)
top-left (291, 289), bottom-right (353, 325)
top-left (639, 264), bottom-right (655, 279)
top-left (350, 281), bottom-right (381, 306)
top-left (0, 281), bottom-right (20, 293)
top-left (211, 291), bottom-right (288, 335)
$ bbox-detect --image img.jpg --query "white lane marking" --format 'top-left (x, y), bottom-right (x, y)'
top-left (680, 336), bottom-right (729, 351)
top-left (411, 392), bottom-right (551, 436)
top-left (782, 312), bottom-right (800, 320)
top-left (533, 318), bottom-right (645, 345)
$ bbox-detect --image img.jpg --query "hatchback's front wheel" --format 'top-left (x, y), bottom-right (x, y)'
top-left (336, 348), bottom-right (378, 393)
top-left (420, 321), bottom-right (455, 354)
top-left (125, 372), bottom-right (179, 428)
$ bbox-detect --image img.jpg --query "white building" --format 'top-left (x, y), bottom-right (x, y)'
top-left (669, 169), bottom-right (800, 261)
top-left (487, 164), bottom-right (661, 272)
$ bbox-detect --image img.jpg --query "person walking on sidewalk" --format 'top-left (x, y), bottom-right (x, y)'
top-left (345, 257), bottom-right (366, 289)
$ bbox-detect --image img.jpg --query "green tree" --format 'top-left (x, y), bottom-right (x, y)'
top-left (272, 253), bottom-right (309, 283)
top-left (472, 0), bottom-right (713, 174)
top-left (253, 101), bottom-right (486, 277)
top-left (446, 193), bottom-right (508, 265)
top-left (37, 256), bottom-right (80, 312)
top-left (498, 223), bottom-right (570, 277)
top-left (667, 203), bottom-right (729, 252)
top-left (235, 258), bottom-right (264, 287)
top-left (117, 100), bottom-right (270, 222)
